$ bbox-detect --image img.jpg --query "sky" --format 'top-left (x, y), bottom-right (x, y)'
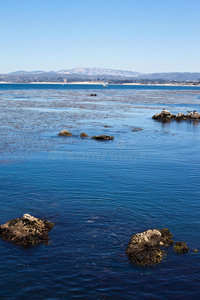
top-left (0, 0), bottom-right (200, 73)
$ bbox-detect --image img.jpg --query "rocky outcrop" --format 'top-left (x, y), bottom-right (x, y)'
top-left (58, 129), bottom-right (73, 136)
top-left (90, 93), bottom-right (97, 96)
top-left (0, 214), bottom-right (54, 247)
top-left (152, 110), bottom-right (176, 120)
top-left (92, 135), bottom-right (114, 140)
top-left (126, 228), bottom-right (174, 266)
top-left (174, 242), bottom-right (189, 254)
top-left (152, 110), bottom-right (200, 121)
top-left (80, 132), bottom-right (90, 137)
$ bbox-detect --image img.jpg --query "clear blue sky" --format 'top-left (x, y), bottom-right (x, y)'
top-left (1, 0), bottom-right (200, 73)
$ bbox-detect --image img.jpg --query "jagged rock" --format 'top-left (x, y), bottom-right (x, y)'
top-left (0, 214), bottom-right (54, 247)
top-left (126, 228), bottom-right (174, 266)
top-left (80, 132), bottom-right (90, 137)
top-left (174, 242), bottom-right (189, 254)
top-left (92, 135), bottom-right (114, 140)
top-left (90, 93), bottom-right (97, 96)
top-left (58, 129), bottom-right (72, 137)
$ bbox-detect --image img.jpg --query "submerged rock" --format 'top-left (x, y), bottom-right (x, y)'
top-left (174, 242), bottom-right (189, 254)
top-left (132, 127), bottom-right (143, 132)
top-left (0, 214), bottom-right (54, 247)
top-left (58, 129), bottom-right (73, 137)
top-left (80, 132), bottom-right (90, 137)
top-left (92, 135), bottom-right (114, 140)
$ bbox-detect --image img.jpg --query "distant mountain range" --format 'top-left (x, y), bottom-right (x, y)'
top-left (8, 67), bottom-right (140, 77)
top-left (1, 67), bottom-right (200, 83)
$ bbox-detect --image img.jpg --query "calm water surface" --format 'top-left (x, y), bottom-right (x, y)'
top-left (0, 84), bottom-right (200, 299)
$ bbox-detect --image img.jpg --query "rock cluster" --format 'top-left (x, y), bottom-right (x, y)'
top-left (58, 130), bottom-right (114, 140)
top-left (152, 109), bottom-right (200, 120)
top-left (126, 228), bottom-right (189, 266)
top-left (0, 214), bottom-right (54, 247)
top-left (90, 93), bottom-right (97, 96)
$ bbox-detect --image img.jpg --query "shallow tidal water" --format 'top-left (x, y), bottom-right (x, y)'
top-left (0, 84), bottom-right (200, 299)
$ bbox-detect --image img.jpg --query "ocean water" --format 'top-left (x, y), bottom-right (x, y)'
top-left (0, 84), bottom-right (200, 299)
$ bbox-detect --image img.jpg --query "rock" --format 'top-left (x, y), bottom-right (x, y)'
top-left (174, 242), bottom-right (189, 254)
top-left (0, 214), bottom-right (54, 247)
top-left (80, 132), bottom-right (90, 137)
top-left (92, 135), bottom-right (114, 140)
top-left (152, 110), bottom-right (176, 120)
top-left (176, 112), bottom-right (185, 119)
top-left (126, 229), bottom-right (164, 266)
top-left (58, 129), bottom-right (72, 137)
top-left (192, 112), bottom-right (200, 119)
top-left (153, 110), bottom-right (200, 121)
top-left (90, 93), bottom-right (97, 96)
top-left (159, 228), bottom-right (174, 246)
top-left (126, 228), bottom-right (174, 266)
top-left (186, 112), bottom-right (193, 119)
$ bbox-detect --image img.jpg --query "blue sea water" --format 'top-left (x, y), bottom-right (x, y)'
top-left (0, 84), bottom-right (200, 299)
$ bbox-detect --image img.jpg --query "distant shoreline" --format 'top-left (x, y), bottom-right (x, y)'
top-left (0, 81), bottom-right (200, 87)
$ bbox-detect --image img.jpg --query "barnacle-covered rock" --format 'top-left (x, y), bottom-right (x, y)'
top-left (0, 214), bottom-right (54, 247)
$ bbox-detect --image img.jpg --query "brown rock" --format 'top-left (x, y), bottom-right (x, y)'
top-left (58, 129), bottom-right (72, 137)
top-left (174, 242), bottom-right (189, 254)
top-left (80, 132), bottom-right (90, 137)
top-left (126, 228), bottom-right (174, 266)
top-left (192, 112), bottom-right (200, 119)
top-left (0, 214), bottom-right (54, 247)
top-left (126, 229), bottom-right (164, 266)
